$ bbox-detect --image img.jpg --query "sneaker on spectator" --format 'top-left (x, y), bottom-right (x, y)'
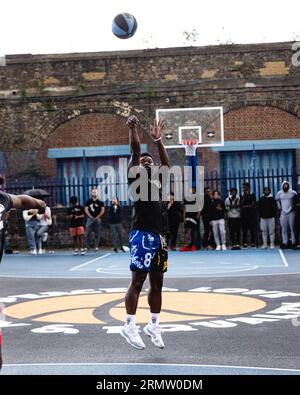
top-left (221, 244), bottom-right (227, 250)
top-left (42, 232), bottom-right (48, 242)
top-left (180, 246), bottom-right (190, 252)
top-left (73, 249), bottom-right (79, 255)
top-left (30, 249), bottom-right (37, 255)
top-left (243, 243), bottom-right (248, 248)
top-left (270, 244), bottom-right (275, 249)
top-left (95, 247), bottom-right (99, 252)
top-left (190, 245), bottom-right (197, 251)
top-left (38, 249), bottom-right (43, 254)
top-left (261, 244), bottom-right (268, 249)
top-left (80, 249), bottom-right (86, 255)
top-left (215, 245), bottom-right (221, 251)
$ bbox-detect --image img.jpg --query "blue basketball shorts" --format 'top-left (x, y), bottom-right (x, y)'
top-left (129, 230), bottom-right (168, 273)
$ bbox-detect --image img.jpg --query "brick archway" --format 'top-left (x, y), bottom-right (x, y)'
top-left (223, 105), bottom-right (300, 141)
top-left (37, 112), bottom-right (151, 177)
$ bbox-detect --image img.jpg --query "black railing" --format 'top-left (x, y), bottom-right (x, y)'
top-left (1, 167), bottom-right (298, 207)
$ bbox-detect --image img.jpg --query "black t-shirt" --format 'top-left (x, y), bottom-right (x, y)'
top-left (0, 192), bottom-right (13, 262)
top-left (167, 201), bottom-right (182, 225)
top-left (209, 199), bottom-right (226, 221)
top-left (294, 193), bottom-right (300, 216)
top-left (128, 168), bottom-right (168, 235)
top-left (184, 197), bottom-right (199, 222)
top-left (109, 204), bottom-right (122, 224)
top-left (240, 192), bottom-right (256, 215)
top-left (85, 198), bottom-right (104, 218)
top-left (67, 205), bottom-right (85, 228)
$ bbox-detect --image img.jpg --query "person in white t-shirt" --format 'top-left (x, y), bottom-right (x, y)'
top-left (36, 202), bottom-right (52, 254)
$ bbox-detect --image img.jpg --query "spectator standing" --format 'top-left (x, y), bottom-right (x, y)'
top-left (36, 202), bottom-right (52, 254)
top-left (209, 190), bottom-right (227, 251)
top-left (258, 187), bottom-right (277, 249)
top-left (85, 188), bottom-right (105, 251)
top-left (201, 187), bottom-right (215, 249)
top-left (23, 208), bottom-right (39, 254)
top-left (240, 182), bottom-right (257, 248)
top-left (67, 196), bottom-right (86, 255)
top-left (276, 181), bottom-right (297, 249)
top-left (180, 188), bottom-right (200, 252)
top-left (109, 197), bottom-right (125, 253)
top-left (294, 186), bottom-right (300, 248)
top-left (167, 192), bottom-right (183, 251)
top-left (225, 187), bottom-right (241, 250)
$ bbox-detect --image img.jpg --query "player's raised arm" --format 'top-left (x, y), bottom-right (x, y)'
top-left (9, 194), bottom-right (46, 210)
top-left (150, 119), bottom-right (170, 167)
top-left (127, 115), bottom-right (141, 169)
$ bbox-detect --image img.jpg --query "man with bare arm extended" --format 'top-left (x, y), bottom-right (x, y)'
top-left (121, 115), bottom-right (170, 350)
top-left (0, 187), bottom-right (46, 369)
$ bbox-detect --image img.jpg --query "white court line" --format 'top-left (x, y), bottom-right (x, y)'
top-left (279, 249), bottom-right (289, 267)
top-left (1, 271), bottom-right (300, 279)
top-left (69, 253), bottom-right (111, 271)
top-left (3, 362), bottom-right (300, 373)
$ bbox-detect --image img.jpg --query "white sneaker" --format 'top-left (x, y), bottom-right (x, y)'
top-left (221, 244), bottom-right (227, 250)
top-left (73, 249), bottom-right (79, 255)
top-left (215, 245), bottom-right (221, 251)
top-left (30, 249), bottom-right (37, 255)
top-left (42, 232), bottom-right (48, 242)
top-left (80, 249), bottom-right (86, 255)
top-left (270, 244), bottom-right (275, 249)
top-left (143, 322), bottom-right (165, 349)
top-left (261, 245), bottom-right (268, 249)
top-left (38, 249), bottom-right (43, 254)
top-left (121, 325), bottom-right (145, 350)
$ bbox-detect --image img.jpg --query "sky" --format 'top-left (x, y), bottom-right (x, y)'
top-left (0, 0), bottom-right (300, 56)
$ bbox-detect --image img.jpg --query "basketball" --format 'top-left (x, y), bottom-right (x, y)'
top-left (112, 13), bottom-right (137, 39)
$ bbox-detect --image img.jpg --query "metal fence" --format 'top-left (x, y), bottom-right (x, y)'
top-left (1, 168), bottom-right (299, 207)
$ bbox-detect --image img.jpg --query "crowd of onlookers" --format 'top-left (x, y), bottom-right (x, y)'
top-left (21, 188), bottom-right (125, 255)
top-left (170, 181), bottom-right (300, 251)
top-left (17, 181), bottom-right (300, 254)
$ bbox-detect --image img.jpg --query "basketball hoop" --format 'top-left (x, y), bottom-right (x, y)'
top-left (182, 140), bottom-right (199, 156)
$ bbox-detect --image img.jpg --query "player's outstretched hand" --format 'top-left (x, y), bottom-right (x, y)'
top-left (36, 199), bottom-right (46, 209)
top-left (150, 119), bottom-right (165, 141)
top-left (126, 115), bottom-right (139, 128)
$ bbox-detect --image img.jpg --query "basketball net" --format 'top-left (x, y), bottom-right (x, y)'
top-left (182, 140), bottom-right (199, 157)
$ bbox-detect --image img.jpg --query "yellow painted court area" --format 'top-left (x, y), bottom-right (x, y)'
top-left (4, 292), bottom-right (266, 325)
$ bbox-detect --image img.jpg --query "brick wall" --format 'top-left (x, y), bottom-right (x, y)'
top-left (0, 42), bottom-right (298, 179)
top-left (224, 106), bottom-right (300, 140)
top-left (37, 113), bottom-right (153, 177)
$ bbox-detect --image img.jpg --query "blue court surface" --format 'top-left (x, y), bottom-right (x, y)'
top-left (0, 248), bottom-right (298, 279)
top-left (0, 248), bottom-right (300, 375)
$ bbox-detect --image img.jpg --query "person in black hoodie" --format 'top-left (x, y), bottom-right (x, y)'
top-left (294, 186), bottom-right (300, 248)
top-left (209, 190), bottom-right (227, 250)
top-left (167, 192), bottom-right (183, 251)
top-left (258, 187), bottom-right (277, 249)
top-left (201, 187), bottom-right (215, 249)
top-left (109, 197), bottom-right (125, 252)
top-left (240, 182), bottom-right (257, 248)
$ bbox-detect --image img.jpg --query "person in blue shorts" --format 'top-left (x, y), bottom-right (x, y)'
top-left (120, 115), bottom-right (169, 350)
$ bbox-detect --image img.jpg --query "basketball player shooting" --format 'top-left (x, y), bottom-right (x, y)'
top-left (121, 115), bottom-right (170, 350)
top-left (0, 188), bottom-right (46, 369)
